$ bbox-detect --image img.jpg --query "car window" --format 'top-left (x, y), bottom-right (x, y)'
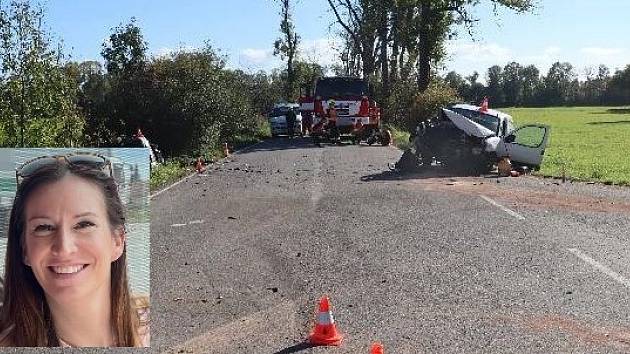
top-left (513, 126), bottom-right (546, 148)
top-left (452, 108), bottom-right (500, 134)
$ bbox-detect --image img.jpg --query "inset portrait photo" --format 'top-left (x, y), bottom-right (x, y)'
top-left (0, 148), bottom-right (150, 347)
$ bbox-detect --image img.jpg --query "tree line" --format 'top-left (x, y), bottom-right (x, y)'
top-left (443, 62), bottom-right (630, 108)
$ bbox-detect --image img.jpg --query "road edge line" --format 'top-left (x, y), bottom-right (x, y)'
top-left (150, 139), bottom-right (268, 200)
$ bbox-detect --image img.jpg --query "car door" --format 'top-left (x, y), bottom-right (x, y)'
top-left (496, 124), bottom-right (550, 168)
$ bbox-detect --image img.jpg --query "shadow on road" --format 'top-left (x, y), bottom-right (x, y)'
top-left (361, 166), bottom-right (496, 182)
top-left (239, 136), bottom-right (387, 153)
top-left (273, 342), bottom-right (315, 354)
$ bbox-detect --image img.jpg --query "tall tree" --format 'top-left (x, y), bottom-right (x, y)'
top-left (0, 0), bottom-right (84, 147)
top-left (444, 70), bottom-right (468, 94)
top-left (101, 18), bottom-right (149, 140)
top-left (326, 0), bottom-right (378, 80)
top-left (464, 71), bottom-right (485, 104)
top-left (414, 0), bottom-right (535, 92)
top-left (101, 17), bottom-right (147, 77)
top-left (606, 65), bottom-right (630, 105)
top-left (502, 61), bottom-right (523, 106)
top-left (544, 61), bottom-right (576, 105)
top-left (520, 64), bottom-right (540, 106)
top-left (273, 0), bottom-right (300, 101)
top-left (486, 65), bottom-right (504, 106)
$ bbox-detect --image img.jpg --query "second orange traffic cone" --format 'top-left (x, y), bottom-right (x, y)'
top-left (370, 342), bottom-right (384, 354)
top-left (308, 296), bottom-right (343, 346)
top-left (223, 142), bottom-right (230, 157)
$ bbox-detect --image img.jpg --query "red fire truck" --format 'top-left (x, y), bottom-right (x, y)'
top-left (298, 76), bottom-right (390, 145)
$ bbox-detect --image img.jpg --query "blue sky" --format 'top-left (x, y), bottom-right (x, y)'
top-left (43, 0), bottom-right (629, 80)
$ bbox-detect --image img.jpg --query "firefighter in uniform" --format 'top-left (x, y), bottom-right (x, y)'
top-left (326, 100), bottom-right (339, 142)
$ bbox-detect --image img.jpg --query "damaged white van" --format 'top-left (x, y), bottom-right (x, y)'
top-left (402, 103), bottom-right (550, 173)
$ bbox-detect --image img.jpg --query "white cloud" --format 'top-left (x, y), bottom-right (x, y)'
top-left (153, 45), bottom-right (199, 58)
top-left (445, 40), bottom-right (511, 64)
top-left (298, 37), bottom-right (343, 67)
top-left (233, 37), bottom-right (343, 73)
top-left (241, 48), bottom-right (272, 64)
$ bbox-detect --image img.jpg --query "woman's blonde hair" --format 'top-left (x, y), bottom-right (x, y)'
top-left (0, 161), bottom-right (142, 346)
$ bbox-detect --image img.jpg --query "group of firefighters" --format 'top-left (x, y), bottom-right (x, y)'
top-left (291, 100), bottom-right (338, 138)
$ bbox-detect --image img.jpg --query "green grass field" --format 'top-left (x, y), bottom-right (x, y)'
top-left (503, 106), bottom-right (630, 185)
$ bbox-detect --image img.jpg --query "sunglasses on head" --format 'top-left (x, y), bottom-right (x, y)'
top-left (16, 153), bottom-right (113, 185)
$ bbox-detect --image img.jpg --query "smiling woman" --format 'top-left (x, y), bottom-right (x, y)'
top-left (0, 152), bottom-right (149, 347)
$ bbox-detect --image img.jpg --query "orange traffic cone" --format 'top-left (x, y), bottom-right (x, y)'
top-left (370, 342), bottom-right (384, 354)
top-left (195, 157), bottom-right (205, 174)
top-left (223, 142), bottom-right (230, 157)
top-left (308, 296), bottom-right (343, 346)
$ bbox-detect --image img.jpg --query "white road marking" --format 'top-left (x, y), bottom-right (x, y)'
top-left (568, 248), bottom-right (630, 289)
top-left (188, 220), bottom-right (204, 224)
top-left (170, 223), bottom-right (187, 227)
top-left (150, 172), bottom-right (196, 199)
top-left (480, 195), bottom-right (525, 220)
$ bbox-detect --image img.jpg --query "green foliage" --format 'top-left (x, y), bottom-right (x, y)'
top-left (101, 17), bottom-right (147, 77)
top-left (406, 82), bottom-right (459, 131)
top-left (0, 0), bottom-right (84, 147)
top-left (444, 62), bottom-right (630, 108)
top-left (505, 106), bottom-right (630, 185)
top-left (273, 0), bottom-right (300, 101)
top-left (149, 160), bottom-right (191, 191)
top-left (607, 65), bottom-right (630, 105)
top-left (139, 46), bottom-right (261, 157)
top-left (383, 123), bottom-right (411, 151)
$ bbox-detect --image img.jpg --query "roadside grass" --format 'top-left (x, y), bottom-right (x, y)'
top-left (149, 121), bottom-right (271, 192)
top-left (504, 106), bottom-right (630, 185)
top-left (149, 160), bottom-right (192, 192)
top-left (384, 124), bottom-right (411, 151)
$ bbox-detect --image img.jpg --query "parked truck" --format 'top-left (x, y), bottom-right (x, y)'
top-left (299, 76), bottom-right (390, 145)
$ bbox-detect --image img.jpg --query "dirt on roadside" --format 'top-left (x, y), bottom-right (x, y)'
top-left (398, 169), bottom-right (630, 215)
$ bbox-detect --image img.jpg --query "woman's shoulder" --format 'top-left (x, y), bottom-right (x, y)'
top-left (132, 294), bottom-right (150, 347)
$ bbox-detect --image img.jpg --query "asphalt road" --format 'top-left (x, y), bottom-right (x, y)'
top-left (151, 136), bottom-right (630, 353)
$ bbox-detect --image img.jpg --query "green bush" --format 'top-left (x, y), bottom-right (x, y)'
top-left (408, 83), bottom-right (460, 132)
top-left (383, 123), bottom-right (411, 151)
top-left (149, 161), bottom-right (191, 191)
top-left (387, 80), bottom-right (460, 133)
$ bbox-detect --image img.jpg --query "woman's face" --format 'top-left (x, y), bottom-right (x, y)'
top-left (22, 173), bottom-right (124, 304)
